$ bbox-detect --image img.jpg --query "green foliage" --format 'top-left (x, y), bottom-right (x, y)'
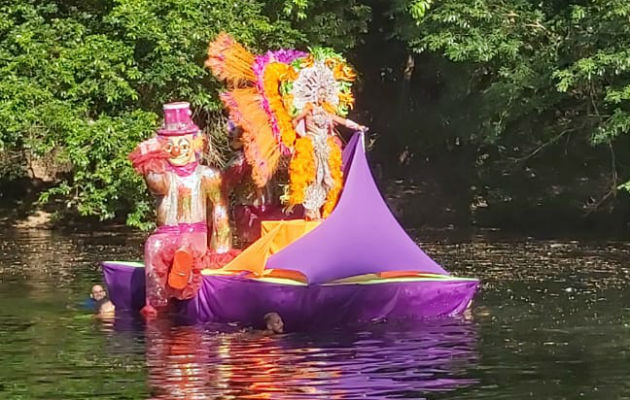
top-left (278, 0), bottom-right (371, 50)
top-left (392, 0), bottom-right (629, 191)
top-left (0, 0), bottom-right (626, 228)
top-left (0, 0), bottom-right (369, 227)
top-left (408, 0), bottom-right (433, 21)
top-left (38, 111), bottom-right (158, 226)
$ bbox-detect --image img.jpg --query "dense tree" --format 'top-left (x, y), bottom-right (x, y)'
top-left (362, 0), bottom-right (628, 228)
top-left (0, 0), bottom-right (369, 228)
top-left (0, 0), bottom-right (626, 230)
top-left (392, 0), bottom-right (628, 183)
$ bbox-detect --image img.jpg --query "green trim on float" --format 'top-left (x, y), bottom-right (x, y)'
top-left (104, 261), bottom-right (144, 268)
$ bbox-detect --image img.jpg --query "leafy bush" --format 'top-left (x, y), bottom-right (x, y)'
top-left (0, 0), bottom-right (369, 227)
top-left (392, 0), bottom-right (629, 194)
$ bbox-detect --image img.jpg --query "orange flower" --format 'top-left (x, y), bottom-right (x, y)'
top-left (288, 137), bottom-right (316, 205)
top-left (338, 91), bottom-right (355, 108)
top-left (321, 101), bottom-right (337, 115)
top-left (333, 63), bottom-right (356, 81)
top-left (281, 67), bottom-right (298, 81)
top-left (301, 55), bottom-right (314, 68)
top-left (262, 63), bottom-right (297, 149)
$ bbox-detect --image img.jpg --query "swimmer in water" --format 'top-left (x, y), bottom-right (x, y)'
top-left (262, 312), bottom-right (284, 335)
top-left (88, 284), bottom-right (115, 319)
top-left (90, 284), bottom-right (107, 303)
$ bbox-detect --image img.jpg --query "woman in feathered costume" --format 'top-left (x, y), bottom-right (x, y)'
top-left (205, 34), bottom-right (366, 220)
top-left (288, 60), bottom-right (367, 219)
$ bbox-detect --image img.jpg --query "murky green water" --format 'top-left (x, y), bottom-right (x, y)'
top-left (0, 229), bottom-right (628, 399)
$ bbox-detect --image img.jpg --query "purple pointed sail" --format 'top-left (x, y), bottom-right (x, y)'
top-left (341, 130), bottom-right (360, 171)
top-left (266, 132), bottom-right (448, 284)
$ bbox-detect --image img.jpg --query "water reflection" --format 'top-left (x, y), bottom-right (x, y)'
top-left (1, 229), bottom-right (628, 399)
top-left (124, 318), bottom-right (479, 399)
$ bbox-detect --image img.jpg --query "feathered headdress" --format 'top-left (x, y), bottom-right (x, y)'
top-left (205, 33), bottom-right (356, 187)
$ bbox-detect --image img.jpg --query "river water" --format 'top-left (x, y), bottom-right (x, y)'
top-left (0, 228), bottom-right (627, 399)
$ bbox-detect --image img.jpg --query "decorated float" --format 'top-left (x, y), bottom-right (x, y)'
top-left (102, 34), bottom-right (478, 329)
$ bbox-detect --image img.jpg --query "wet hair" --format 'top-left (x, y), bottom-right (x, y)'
top-left (264, 312), bottom-right (280, 323)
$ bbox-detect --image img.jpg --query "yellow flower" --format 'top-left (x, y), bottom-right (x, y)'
top-left (324, 58), bottom-right (336, 70)
top-left (321, 101), bottom-right (338, 115)
top-left (262, 63), bottom-right (297, 149)
top-left (333, 63), bottom-right (356, 81)
top-left (281, 66), bottom-right (298, 81)
top-left (282, 93), bottom-right (294, 111)
top-left (338, 91), bottom-right (355, 108)
top-left (288, 137), bottom-right (316, 205)
top-left (301, 55), bottom-right (314, 68)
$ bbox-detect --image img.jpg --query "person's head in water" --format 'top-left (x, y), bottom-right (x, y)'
top-left (88, 284), bottom-right (115, 318)
top-left (264, 312), bottom-right (284, 334)
top-left (91, 285), bottom-right (107, 301)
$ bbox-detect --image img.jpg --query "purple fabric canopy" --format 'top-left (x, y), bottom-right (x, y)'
top-left (341, 130), bottom-right (361, 173)
top-left (266, 132), bottom-right (448, 284)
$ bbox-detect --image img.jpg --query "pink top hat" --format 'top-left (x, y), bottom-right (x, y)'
top-left (158, 102), bottom-right (200, 136)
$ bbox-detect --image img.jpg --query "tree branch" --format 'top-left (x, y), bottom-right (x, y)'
top-left (515, 128), bottom-right (573, 163)
top-left (608, 140), bottom-right (618, 196)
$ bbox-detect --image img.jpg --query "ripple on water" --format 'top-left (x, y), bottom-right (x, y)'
top-left (0, 229), bottom-right (628, 399)
top-left (137, 319), bottom-right (479, 399)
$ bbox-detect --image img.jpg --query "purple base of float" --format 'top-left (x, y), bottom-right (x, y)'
top-left (103, 261), bottom-right (479, 330)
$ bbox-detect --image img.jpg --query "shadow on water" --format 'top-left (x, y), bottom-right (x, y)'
top-left (0, 227), bottom-right (628, 399)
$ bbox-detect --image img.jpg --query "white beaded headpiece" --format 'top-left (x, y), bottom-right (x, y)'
top-left (291, 62), bottom-right (339, 110)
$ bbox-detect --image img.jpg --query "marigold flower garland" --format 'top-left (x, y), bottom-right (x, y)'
top-left (262, 63), bottom-right (298, 151)
top-left (253, 50), bottom-right (305, 154)
top-left (287, 137), bottom-right (315, 205)
top-left (287, 136), bottom-right (343, 216)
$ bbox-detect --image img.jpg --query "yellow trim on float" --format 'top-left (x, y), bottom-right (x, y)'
top-left (107, 262), bottom-right (477, 286)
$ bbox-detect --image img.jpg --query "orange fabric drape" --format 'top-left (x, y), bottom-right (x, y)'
top-left (221, 219), bottom-right (320, 276)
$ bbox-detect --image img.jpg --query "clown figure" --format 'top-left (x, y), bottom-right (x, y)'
top-left (130, 102), bottom-right (233, 318)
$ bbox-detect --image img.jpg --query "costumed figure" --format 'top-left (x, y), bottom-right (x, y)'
top-left (100, 34), bottom-right (479, 330)
top-left (129, 102), bottom-right (236, 318)
top-left (205, 34), bottom-right (365, 220)
top-left (287, 57), bottom-right (367, 219)
top-left (222, 120), bottom-right (292, 245)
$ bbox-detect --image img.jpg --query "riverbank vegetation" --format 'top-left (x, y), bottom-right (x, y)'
top-left (0, 0), bottom-right (627, 233)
